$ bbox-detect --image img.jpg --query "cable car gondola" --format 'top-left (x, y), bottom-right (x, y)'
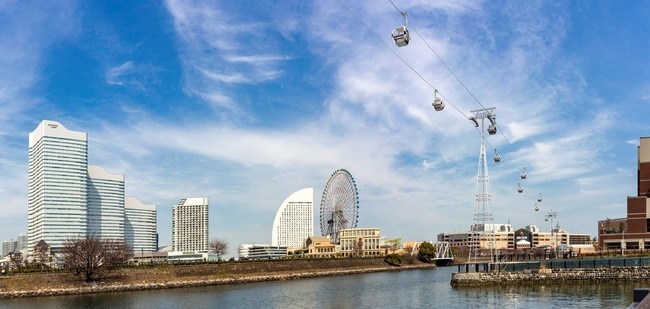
top-left (493, 149), bottom-right (501, 163)
top-left (520, 167), bottom-right (527, 180)
top-left (432, 90), bottom-right (444, 111)
top-left (517, 183), bottom-right (523, 193)
top-left (392, 12), bottom-right (409, 47)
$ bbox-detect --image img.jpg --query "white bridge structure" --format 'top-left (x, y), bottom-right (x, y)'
top-left (411, 241), bottom-right (453, 265)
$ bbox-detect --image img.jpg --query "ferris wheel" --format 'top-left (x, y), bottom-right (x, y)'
top-left (320, 169), bottom-right (359, 243)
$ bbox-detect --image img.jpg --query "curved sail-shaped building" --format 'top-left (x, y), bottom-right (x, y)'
top-left (271, 188), bottom-right (314, 248)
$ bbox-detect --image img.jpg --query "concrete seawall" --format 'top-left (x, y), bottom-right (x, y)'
top-left (451, 266), bottom-right (650, 286)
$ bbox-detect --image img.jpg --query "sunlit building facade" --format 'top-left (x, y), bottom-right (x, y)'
top-left (87, 165), bottom-right (125, 240)
top-left (271, 188), bottom-right (313, 249)
top-left (339, 228), bottom-right (382, 257)
top-left (28, 120), bottom-right (89, 253)
top-left (172, 197), bottom-right (209, 252)
top-left (28, 120), bottom-right (157, 254)
top-left (599, 137), bottom-right (650, 251)
top-left (125, 197), bottom-right (157, 252)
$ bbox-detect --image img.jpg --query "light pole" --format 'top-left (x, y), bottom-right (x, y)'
top-left (545, 210), bottom-right (557, 258)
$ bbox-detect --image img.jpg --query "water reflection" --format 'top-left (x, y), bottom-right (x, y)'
top-left (2, 267), bottom-right (645, 309)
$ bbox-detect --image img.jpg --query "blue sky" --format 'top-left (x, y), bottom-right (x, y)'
top-left (1, 0), bottom-right (649, 254)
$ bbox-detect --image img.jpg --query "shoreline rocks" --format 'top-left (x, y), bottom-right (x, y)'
top-left (451, 266), bottom-right (650, 286)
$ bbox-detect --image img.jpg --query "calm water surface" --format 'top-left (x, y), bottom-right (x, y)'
top-left (2, 266), bottom-right (644, 308)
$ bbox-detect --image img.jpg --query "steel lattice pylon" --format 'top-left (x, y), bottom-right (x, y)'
top-left (468, 107), bottom-right (497, 263)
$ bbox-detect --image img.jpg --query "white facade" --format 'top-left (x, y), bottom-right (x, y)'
top-left (172, 197), bottom-right (209, 252)
top-left (238, 243), bottom-right (287, 260)
top-left (27, 120), bottom-right (157, 254)
top-left (16, 233), bottom-right (28, 251)
top-left (125, 197), bottom-right (157, 252)
top-left (271, 188), bottom-right (313, 248)
top-left (339, 228), bottom-right (382, 257)
top-left (88, 165), bottom-right (125, 239)
top-left (28, 120), bottom-right (88, 252)
top-left (2, 240), bottom-right (17, 257)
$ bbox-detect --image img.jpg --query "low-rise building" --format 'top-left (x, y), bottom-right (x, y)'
top-left (339, 228), bottom-right (382, 257)
top-left (305, 236), bottom-right (339, 258)
top-left (238, 244), bottom-right (287, 260)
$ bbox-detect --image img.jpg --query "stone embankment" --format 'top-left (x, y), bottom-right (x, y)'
top-left (0, 259), bottom-right (436, 299)
top-left (451, 266), bottom-right (650, 286)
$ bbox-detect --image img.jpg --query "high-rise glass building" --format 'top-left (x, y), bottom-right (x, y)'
top-left (271, 188), bottom-right (313, 248)
top-left (28, 120), bottom-right (156, 253)
top-left (125, 197), bottom-right (157, 252)
top-left (16, 233), bottom-right (28, 251)
top-left (28, 120), bottom-right (88, 253)
top-left (172, 197), bottom-right (209, 252)
top-left (87, 165), bottom-right (125, 240)
top-left (2, 239), bottom-right (17, 257)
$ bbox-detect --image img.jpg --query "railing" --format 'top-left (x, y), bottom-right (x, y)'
top-left (457, 256), bottom-right (650, 273)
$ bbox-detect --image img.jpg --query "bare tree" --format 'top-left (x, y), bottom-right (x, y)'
top-left (209, 238), bottom-right (229, 260)
top-left (63, 235), bottom-right (133, 282)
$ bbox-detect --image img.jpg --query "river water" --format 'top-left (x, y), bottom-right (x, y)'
top-left (2, 266), bottom-right (645, 308)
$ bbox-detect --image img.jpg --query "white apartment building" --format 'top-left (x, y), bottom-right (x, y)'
top-left (28, 120), bottom-right (89, 252)
top-left (172, 197), bottom-right (209, 252)
top-left (88, 165), bottom-right (125, 240)
top-left (271, 188), bottom-right (313, 249)
top-left (125, 197), bottom-right (157, 252)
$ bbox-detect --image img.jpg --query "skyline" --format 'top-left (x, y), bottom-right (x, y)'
top-left (1, 1), bottom-right (649, 253)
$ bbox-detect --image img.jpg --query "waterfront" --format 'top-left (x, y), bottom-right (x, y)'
top-left (2, 266), bottom-right (645, 308)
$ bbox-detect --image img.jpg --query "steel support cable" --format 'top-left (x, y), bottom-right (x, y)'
top-left (336, 0), bottom-right (468, 119)
top-left (387, 0), bottom-right (512, 145)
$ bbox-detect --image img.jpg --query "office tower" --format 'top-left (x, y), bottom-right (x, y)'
top-left (172, 197), bottom-right (209, 252)
top-left (2, 239), bottom-right (17, 257)
top-left (88, 165), bottom-right (125, 239)
top-left (125, 196), bottom-right (157, 252)
top-left (16, 233), bottom-right (28, 251)
top-left (271, 188), bottom-right (313, 248)
top-left (28, 120), bottom-right (88, 252)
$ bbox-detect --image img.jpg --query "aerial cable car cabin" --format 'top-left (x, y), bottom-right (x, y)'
top-left (493, 149), bottom-right (501, 163)
top-left (392, 12), bottom-right (410, 47)
top-left (432, 90), bottom-right (444, 111)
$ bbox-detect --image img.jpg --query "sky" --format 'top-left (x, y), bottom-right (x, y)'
top-left (1, 0), bottom-right (649, 256)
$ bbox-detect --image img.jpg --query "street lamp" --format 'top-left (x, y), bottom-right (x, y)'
top-left (545, 210), bottom-right (557, 258)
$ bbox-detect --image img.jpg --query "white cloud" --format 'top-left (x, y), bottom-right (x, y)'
top-left (106, 61), bottom-right (135, 85)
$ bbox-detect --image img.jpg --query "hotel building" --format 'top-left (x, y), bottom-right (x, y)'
top-left (125, 197), bottom-right (157, 251)
top-left (28, 120), bottom-right (156, 253)
top-left (271, 188), bottom-right (314, 249)
top-left (172, 197), bottom-right (209, 252)
top-left (87, 165), bottom-right (125, 240)
top-left (28, 120), bottom-right (89, 252)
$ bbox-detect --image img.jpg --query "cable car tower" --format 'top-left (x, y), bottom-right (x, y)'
top-left (468, 107), bottom-right (498, 263)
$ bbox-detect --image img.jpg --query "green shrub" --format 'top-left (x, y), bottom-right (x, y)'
top-left (384, 253), bottom-right (402, 266)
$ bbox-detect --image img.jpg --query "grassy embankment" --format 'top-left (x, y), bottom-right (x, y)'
top-left (0, 258), bottom-right (436, 298)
